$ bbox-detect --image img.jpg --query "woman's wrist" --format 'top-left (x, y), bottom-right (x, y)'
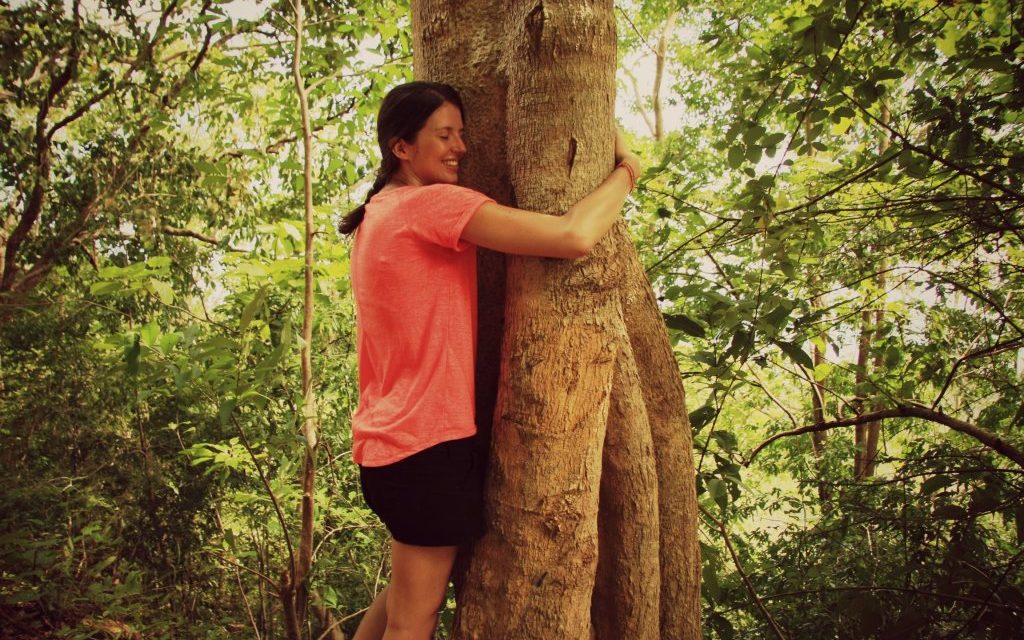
top-left (615, 154), bottom-right (641, 191)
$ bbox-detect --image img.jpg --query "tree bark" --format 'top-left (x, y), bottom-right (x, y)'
top-left (413, 1), bottom-right (701, 638)
top-left (652, 11), bottom-right (677, 142)
top-left (808, 293), bottom-right (831, 504)
top-left (862, 105), bottom-right (890, 479)
top-left (862, 269), bottom-right (886, 478)
top-left (854, 307), bottom-right (872, 480)
top-left (288, 2), bottom-right (318, 634)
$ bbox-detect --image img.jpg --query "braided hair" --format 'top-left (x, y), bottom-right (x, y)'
top-left (339, 81), bottom-right (465, 235)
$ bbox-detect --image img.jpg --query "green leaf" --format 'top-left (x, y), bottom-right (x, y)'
top-left (937, 24), bottom-right (960, 57)
top-left (778, 341), bottom-right (814, 369)
top-left (789, 16), bottom-right (813, 33)
top-left (125, 335), bottom-right (141, 376)
top-left (762, 304), bottom-right (792, 331)
top-left (711, 430), bottom-right (737, 452)
top-left (707, 478), bottom-right (728, 509)
top-left (158, 332), bottom-right (181, 355)
top-left (140, 320), bottom-right (160, 347)
top-left (240, 286), bottom-right (267, 332)
top-left (689, 405), bottom-right (717, 431)
top-left (844, 0), bottom-right (859, 20)
top-left (727, 144), bottom-right (745, 169)
top-left (219, 398), bottom-right (237, 426)
top-left (149, 278), bottom-right (174, 305)
top-left (664, 313), bottom-right (706, 338)
top-left (89, 281), bottom-right (122, 296)
top-left (922, 475), bottom-right (954, 495)
top-left (933, 504), bottom-right (968, 519)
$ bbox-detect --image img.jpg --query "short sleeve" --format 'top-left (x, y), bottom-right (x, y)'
top-left (404, 184), bottom-right (494, 251)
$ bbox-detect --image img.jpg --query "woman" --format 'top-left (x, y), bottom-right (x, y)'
top-left (342, 81), bottom-right (640, 640)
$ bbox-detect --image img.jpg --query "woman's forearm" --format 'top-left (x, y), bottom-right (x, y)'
top-left (563, 153), bottom-right (640, 254)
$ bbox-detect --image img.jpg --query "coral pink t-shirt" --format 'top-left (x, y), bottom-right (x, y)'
top-left (350, 183), bottom-right (494, 466)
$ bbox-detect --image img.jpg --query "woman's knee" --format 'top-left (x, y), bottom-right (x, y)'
top-left (383, 541), bottom-right (456, 635)
top-left (386, 580), bottom-right (446, 622)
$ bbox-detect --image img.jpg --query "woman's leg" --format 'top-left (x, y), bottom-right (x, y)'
top-left (383, 540), bottom-right (458, 640)
top-left (353, 585), bottom-right (389, 640)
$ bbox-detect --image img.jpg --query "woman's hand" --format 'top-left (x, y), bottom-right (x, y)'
top-left (614, 129), bottom-right (641, 176)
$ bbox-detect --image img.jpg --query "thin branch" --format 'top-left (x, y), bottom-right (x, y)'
top-left (204, 549), bottom-right (277, 586)
top-left (290, 0), bottom-right (319, 631)
top-left (743, 362), bottom-right (800, 430)
top-left (700, 505), bottom-right (788, 640)
top-left (161, 225), bottom-right (219, 245)
top-left (916, 266), bottom-right (1024, 336)
top-left (942, 547), bottom-right (1024, 639)
top-left (213, 508), bottom-right (263, 640)
top-left (770, 2), bottom-right (866, 188)
top-left (230, 413), bottom-right (297, 577)
top-left (2, 0), bottom-right (82, 291)
top-left (315, 605), bottom-right (369, 640)
top-left (220, 98), bottom-right (356, 161)
top-left (773, 149), bottom-right (902, 216)
top-left (841, 89), bottom-right (1024, 203)
top-left (933, 337), bottom-right (1024, 409)
top-left (615, 6), bottom-right (658, 55)
top-left (621, 64), bottom-right (656, 137)
top-left (47, 0), bottom-right (181, 139)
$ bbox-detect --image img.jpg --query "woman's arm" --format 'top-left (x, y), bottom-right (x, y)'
top-left (460, 134), bottom-right (641, 259)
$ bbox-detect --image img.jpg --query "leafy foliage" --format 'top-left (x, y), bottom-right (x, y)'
top-left (619, 0), bottom-right (1024, 636)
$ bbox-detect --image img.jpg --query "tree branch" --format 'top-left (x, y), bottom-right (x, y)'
top-left (47, 0), bottom-right (182, 139)
top-left (204, 549), bottom-right (277, 587)
top-left (841, 88), bottom-right (1024, 204)
top-left (748, 402), bottom-right (1024, 469)
top-left (161, 225), bottom-right (219, 245)
top-left (1, 0), bottom-right (82, 291)
top-left (933, 337), bottom-right (1024, 409)
top-left (230, 413), bottom-right (296, 581)
top-left (700, 505), bottom-right (788, 640)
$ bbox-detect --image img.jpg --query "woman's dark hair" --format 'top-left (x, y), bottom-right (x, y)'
top-left (339, 81), bottom-right (465, 235)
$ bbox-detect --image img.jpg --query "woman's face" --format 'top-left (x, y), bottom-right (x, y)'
top-left (392, 101), bottom-right (466, 186)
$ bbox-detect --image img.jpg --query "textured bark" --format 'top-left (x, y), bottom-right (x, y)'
top-left (593, 336), bottom-right (660, 640)
top-left (810, 296), bottom-right (827, 456)
top-left (809, 293), bottom-right (831, 504)
top-left (854, 307), bottom-right (873, 480)
top-left (652, 11), bottom-right (677, 142)
top-left (616, 229), bottom-right (702, 639)
top-left (862, 267), bottom-right (886, 478)
top-left (413, 1), bottom-right (701, 637)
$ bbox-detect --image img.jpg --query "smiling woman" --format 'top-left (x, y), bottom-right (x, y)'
top-left (339, 80), bottom-right (639, 640)
top-left (390, 102), bottom-right (467, 185)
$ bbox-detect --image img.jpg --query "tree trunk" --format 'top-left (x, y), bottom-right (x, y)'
top-left (809, 293), bottom-right (831, 504)
top-left (412, 1), bottom-right (701, 638)
top-left (652, 11), bottom-right (677, 142)
top-left (853, 307), bottom-right (873, 480)
top-left (861, 104), bottom-right (890, 480)
top-left (862, 268), bottom-right (886, 478)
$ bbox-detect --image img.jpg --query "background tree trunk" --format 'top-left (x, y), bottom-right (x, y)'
top-left (412, 1), bottom-right (701, 638)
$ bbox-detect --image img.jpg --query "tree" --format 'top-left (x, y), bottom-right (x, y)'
top-left (411, 1), bottom-right (701, 638)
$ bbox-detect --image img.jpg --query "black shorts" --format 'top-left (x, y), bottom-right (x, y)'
top-left (359, 435), bottom-right (485, 547)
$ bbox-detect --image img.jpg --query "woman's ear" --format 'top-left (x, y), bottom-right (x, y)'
top-left (392, 139), bottom-right (411, 161)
